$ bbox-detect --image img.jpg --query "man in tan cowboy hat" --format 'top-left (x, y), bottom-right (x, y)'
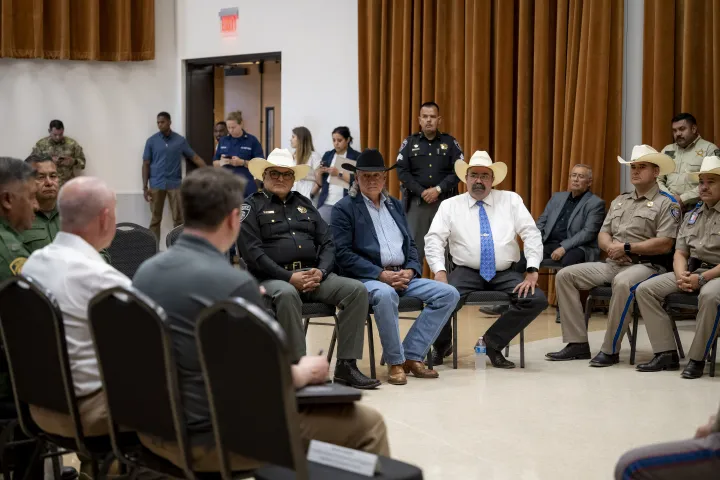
top-left (659, 113), bottom-right (718, 211)
top-left (547, 145), bottom-right (679, 366)
top-left (633, 155), bottom-right (720, 379)
top-left (425, 151), bottom-right (547, 368)
top-left (238, 149), bottom-right (380, 389)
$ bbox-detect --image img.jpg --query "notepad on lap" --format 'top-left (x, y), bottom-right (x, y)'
top-left (295, 382), bottom-right (362, 405)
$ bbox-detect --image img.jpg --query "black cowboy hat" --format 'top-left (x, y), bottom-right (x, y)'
top-left (342, 148), bottom-right (398, 172)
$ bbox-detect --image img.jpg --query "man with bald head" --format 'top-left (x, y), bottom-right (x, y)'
top-left (22, 176), bottom-right (131, 437)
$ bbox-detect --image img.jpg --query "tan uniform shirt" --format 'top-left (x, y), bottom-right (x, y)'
top-left (675, 201), bottom-right (720, 265)
top-left (659, 136), bottom-right (719, 205)
top-left (600, 184), bottom-right (679, 264)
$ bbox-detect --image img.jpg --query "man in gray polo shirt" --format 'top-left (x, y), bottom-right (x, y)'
top-left (132, 168), bottom-right (389, 472)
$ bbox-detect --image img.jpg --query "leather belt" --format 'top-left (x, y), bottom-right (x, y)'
top-left (384, 266), bottom-right (403, 272)
top-left (282, 261), bottom-right (316, 271)
top-left (688, 257), bottom-right (717, 271)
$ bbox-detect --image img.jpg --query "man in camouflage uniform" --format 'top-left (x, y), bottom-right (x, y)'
top-left (21, 155), bottom-right (110, 262)
top-left (31, 119), bottom-right (86, 186)
top-left (546, 146), bottom-right (679, 367)
top-left (659, 113), bottom-right (718, 211)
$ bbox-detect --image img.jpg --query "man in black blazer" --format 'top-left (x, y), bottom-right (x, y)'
top-left (536, 164), bottom-right (605, 321)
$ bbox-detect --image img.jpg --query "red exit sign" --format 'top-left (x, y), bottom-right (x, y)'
top-left (219, 7), bottom-right (239, 37)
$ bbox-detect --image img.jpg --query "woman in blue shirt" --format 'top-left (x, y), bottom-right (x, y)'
top-left (213, 110), bottom-right (264, 197)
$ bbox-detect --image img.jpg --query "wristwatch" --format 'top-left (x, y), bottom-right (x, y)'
top-left (526, 267), bottom-right (538, 273)
top-left (435, 186), bottom-right (442, 194)
top-left (624, 243), bottom-right (632, 254)
top-left (698, 273), bottom-right (708, 287)
top-left (319, 269), bottom-right (328, 280)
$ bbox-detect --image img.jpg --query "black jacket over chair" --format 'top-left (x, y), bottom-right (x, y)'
top-left (195, 298), bottom-right (423, 480)
top-left (88, 286), bottom-right (252, 479)
top-left (0, 276), bottom-right (118, 478)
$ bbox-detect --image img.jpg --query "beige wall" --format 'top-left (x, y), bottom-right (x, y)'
top-left (223, 61), bottom-right (281, 156)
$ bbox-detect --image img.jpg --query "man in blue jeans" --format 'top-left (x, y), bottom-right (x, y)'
top-left (331, 149), bottom-right (460, 386)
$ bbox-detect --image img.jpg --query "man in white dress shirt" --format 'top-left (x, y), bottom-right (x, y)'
top-left (22, 176), bottom-right (131, 437)
top-left (425, 151), bottom-right (547, 368)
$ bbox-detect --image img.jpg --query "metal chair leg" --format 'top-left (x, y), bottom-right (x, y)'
top-left (367, 314), bottom-right (376, 379)
top-left (710, 338), bottom-right (717, 378)
top-left (427, 346), bottom-right (434, 369)
top-left (520, 329), bottom-right (525, 368)
top-left (303, 317), bottom-right (310, 335)
top-left (452, 312), bottom-right (458, 369)
top-left (505, 344), bottom-right (510, 357)
top-left (584, 295), bottom-right (593, 328)
top-left (672, 319), bottom-right (685, 359)
top-left (629, 300), bottom-right (639, 365)
top-left (380, 353), bottom-right (386, 366)
top-left (327, 328), bottom-right (337, 364)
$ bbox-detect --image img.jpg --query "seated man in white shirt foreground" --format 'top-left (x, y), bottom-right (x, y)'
top-left (22, 176), bottom-right (132, 437)
top-left (425, 151), bottom-right (548, 368)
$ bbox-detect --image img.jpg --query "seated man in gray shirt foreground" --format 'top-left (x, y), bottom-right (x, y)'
top-left (132, 168), bottom-right (389, 471)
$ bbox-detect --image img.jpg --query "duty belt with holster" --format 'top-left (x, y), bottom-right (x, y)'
top-left (688, 257), bottom-right (718, 271)
top-left (628, 253), bottom-right (673, 270)
top-left (282, 261), bottom-right (316, 271)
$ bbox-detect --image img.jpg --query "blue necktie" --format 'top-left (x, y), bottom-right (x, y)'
top-left (477, 201), bottom-right (496, 282)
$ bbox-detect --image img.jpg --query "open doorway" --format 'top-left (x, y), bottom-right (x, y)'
top-left (185, 52), bottom-right (281, 171)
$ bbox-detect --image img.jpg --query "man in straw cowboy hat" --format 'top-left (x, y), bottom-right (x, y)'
top-left (238, 148), bottom-right (380, 390)
top-left (633, 155), bottom-right (720, 379)
top-left (331, 149), bottom-right (460, 385)
top-left (547, 145), bottom-right (679, 366)
top-left (425, 151), bottom-right (547, 368)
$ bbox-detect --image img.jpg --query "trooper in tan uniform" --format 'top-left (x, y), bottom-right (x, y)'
top-left (546, 145), bottom-right (679, 366)
top-left (659, 112), bottom-right (718, 211)
top-left (634, 155), bottom-right (720, 379)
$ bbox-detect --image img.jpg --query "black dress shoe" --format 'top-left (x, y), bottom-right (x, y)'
top-left (333, 360), bottom-right (381, 389)
top-left (545, 343), bottom-right (591, 361)
top-left (426, 343), bottom-right (453, 366)
top-left (636, 351), bottom-right (680, 372)
top-left (61, 467), bottom-right (79, 480)
top-left (479, 305), bottom-right (509, 316)
top-left (589, 351), bottom-right (620, 367)
top-left (681, 359), bottom-right (706, 379)
top-left (487, 347), bottom-right (515, 369)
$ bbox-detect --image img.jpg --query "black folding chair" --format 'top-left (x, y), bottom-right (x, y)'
top-left (196, 297), bottom-right (424, 480)
top-left (89, 286), bottom-right (254, 479)
top-left (107, 222), bottom-right (158, 278)
top-left (368, 296), bottom-right (426, 380)
top-left (663, 292), bottom-right (717, 377)
top-left (166, 224), bottom-right (184, 248)
top-left (302, 303), bottom-right (341, 363)
top-left (0, 276), bottom-right (119, 479)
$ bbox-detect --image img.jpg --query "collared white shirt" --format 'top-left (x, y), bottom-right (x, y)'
top-left (324, 153), bottom-right (346, 206)
top-left (22, 232), bottom-right (132, 397)
top-left (292, 151), bottom-right (323, 201)
top-left (425, 190), bottom-right (543, 273)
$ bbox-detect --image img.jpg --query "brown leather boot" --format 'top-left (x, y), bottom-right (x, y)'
top-left (403, 360), bottom-right (439, 378)
top-left (387, 364), bottom-right (407, 385)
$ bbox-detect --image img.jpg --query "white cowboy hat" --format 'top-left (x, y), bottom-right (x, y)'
top-left (688, 156), bottom-right (720, 182)
top-left (617, 145), bottom-right (675, 176)
top-left (454, 151), bottom-right (507, 186)
top-left (248, 148), bottom-right (312, 181)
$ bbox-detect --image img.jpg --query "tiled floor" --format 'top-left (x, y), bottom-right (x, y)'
top-left (304, 306), bottom-right (719, 480)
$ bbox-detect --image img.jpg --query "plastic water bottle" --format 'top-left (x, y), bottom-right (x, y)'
top-left (474, 337), bottom-right (487, 370)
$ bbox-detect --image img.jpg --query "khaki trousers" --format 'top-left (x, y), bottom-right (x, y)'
top-left (29, 389), bottom-right (109, 437)
top-left (148, 188), bottom-right (183, 243)
top-left (635, 271), bottom-right (720, 360)
top-left (139, 403), bottom-right (389, 472)
top-left (556, 261), bottom-right (660, 354)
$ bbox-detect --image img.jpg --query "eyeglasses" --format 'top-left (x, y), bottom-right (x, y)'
top-left (468, 173), bottom-right (493, 182)
top-left (267, 170), bottom-right (295, 181)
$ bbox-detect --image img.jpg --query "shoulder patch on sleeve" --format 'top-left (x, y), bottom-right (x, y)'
top-left (9, 257), bottom-right (26, 275)
top-left (714, 149), bottom-right (720, 156)
top-left (670, 203), bottom-right (681, 223)
top-left (240, 204), bottom-right (251, 222)
top-left (398, 138), bottom-right (408, 153)
top-left (659, 191), bottom-right (678, 203)
top-left (453, 139), bottom-right (464, 161)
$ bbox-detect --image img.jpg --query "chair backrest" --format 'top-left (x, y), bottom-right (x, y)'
top-left (196, 298), bottom-right (307, 479)
top-left (166, 224), bottom-right (184, 249)
top-left (0, 276), bottom-right (86, 448)
top-left (88, 286), bottom-right (193, 477)
top-left (107, 223), bottom-right (158, 278)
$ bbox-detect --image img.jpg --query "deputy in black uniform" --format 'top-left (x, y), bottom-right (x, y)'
top-left (239, 149), bottom-right (380, 389)
top-left (396, 102), bottom-right (464, 264)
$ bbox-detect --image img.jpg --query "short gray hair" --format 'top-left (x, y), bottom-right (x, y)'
top-left (59, 177), bottom-right (115, 231)
top-left (0, 157), bottom-right (33, 193)
top-left (571, 163), bottom-right (593, 180)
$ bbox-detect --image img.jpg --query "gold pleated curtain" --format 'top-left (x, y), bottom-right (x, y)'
top-left (643, 0), bottom-right (720, 148)
top-left (0, 0), bottom-right (154, 61)
top-left (358, 0), bottom-right (624, 216)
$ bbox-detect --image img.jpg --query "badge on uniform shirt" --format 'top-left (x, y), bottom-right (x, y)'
top-left (696, 149), bottom-right (704, 157)
top-left (240, 204), bottom-right (251, 222)
top-left (688, 210), bottom-right (700, 225)
top-left (298, 206), bottom-right (307, 214)
top-left (440, 143), bottom-right (448, 150)
top-left (413, 144), bottom-right (419, 149)
top-left (262, 210), bottom-right (275, 214)
top-left (670, 203), bottom-right (681, 222)
top-left (647, 201), bottom-right (654, 207)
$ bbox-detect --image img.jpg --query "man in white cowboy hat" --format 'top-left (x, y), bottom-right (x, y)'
top-left (238, 148), bottom-right (380, 390)
top-left (633, 155), bottom-right (720, 379)
top-left (547, 145), bottom-right (679, 366)
top-left (424, 151), bottom-right (547, 368)
top-left (659, 112), bottom-right (718, 211)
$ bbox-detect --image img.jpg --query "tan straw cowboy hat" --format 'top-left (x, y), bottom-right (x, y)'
top-left (454, 151), bottom-right (507, 186)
